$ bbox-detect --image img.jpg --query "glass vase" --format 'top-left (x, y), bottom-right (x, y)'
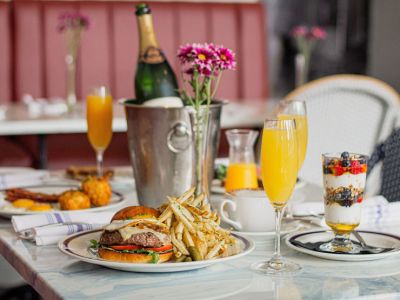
top-left (64, 28), bottom-right (81, 113)
top-left (66, 53), bottom-right (77, 112)
top-left (188, 106), bottom-right (212, 199)
top-left (295, 53), bottom-right (310, 87)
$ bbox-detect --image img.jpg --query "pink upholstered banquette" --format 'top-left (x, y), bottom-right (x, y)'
top-left (0, 0), bottom-right (268, 168)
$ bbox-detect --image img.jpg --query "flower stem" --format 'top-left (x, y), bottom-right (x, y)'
top-left (211, 72), bottom-right (222, 100)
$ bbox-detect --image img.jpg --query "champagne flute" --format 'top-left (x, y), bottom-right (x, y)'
top-left (277, 100), bottom-right (308, 170)
top-left (86, 86), bottom-right (113, 177)
top-left (252, 119), bottom-right (301, 275)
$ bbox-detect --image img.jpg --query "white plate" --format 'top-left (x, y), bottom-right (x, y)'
top-left (231, 220), bottom-right (303, 242)
top-left (0, 167), bottom-right (35, 175)
top-left (0, 184), bottom-right (125, 218)
top-left (58, 229), bottom-right (255, 273)
top-left (286, 230), bottom-right (400, 261)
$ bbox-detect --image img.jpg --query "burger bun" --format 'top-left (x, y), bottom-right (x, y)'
top-left (111, 206), bottom-right (160, 221)
top-left (98, 248), bottom-right (173, 263)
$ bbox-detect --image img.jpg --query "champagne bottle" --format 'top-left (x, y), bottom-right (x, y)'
top-left (134, 4), bottom-right (180, 104)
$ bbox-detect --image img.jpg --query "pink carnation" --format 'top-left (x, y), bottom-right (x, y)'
top-left (57, 11), bottom-right (91, 32)
top-left (291, 26), bottom-right (308, 37)
top-left (311, 26), bottom-right (327, 40)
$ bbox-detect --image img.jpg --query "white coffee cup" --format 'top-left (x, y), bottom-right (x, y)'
top-left (218, 189), bottom-right (275, 232)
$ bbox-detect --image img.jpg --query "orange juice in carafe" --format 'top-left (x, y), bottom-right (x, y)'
top-left (224, 129), bottom-right (259, 192)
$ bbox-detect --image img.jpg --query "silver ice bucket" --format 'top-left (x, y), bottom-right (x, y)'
top-left (123, 99), bottom-right (224, 207)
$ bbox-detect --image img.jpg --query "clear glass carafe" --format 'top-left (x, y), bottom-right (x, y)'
top-left (225, 129), bottom-right (259, 192)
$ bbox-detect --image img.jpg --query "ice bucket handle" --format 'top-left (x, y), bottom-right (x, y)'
top-left (167, 121), bottom-right (192, 153)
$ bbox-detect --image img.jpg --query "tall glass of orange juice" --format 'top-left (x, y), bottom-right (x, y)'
top-left (86, 86), bottom-right (113, 177)
top-left (252, 118), bottom-right (301, 275)
top-left (224, 129), bottom-right (259, 192)
top-left (277, 100), bottom-right (308, 170)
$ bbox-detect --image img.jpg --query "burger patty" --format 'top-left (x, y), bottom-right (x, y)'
top-left (100, 231), bottom-right (164, 248)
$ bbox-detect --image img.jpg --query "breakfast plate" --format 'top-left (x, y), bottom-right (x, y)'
top-left (286, 230), bottom-right (400, 261)
top-left (0, 184), bottom-right (125, 218)
top-left (59, 229), bottom-right (255, 273)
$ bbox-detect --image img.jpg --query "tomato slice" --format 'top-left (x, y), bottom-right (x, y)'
top-left (110, 244), bottom-right (172, 252)
top-left (145, 244), bottom-right (173, 252)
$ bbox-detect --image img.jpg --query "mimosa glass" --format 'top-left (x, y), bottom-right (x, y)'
top-left (252, 119), bottom-right (301, 275)
top-left (86, 86), bottom-right (113, 177)
top-left (277, 100), bottom-right (308, 170)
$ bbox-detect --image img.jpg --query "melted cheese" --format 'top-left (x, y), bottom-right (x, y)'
top-left (118, 227), bottom-right (170, 244)
top-left (104, 218), bottom-right (166, 232)
top-left (104, 220), bottom-right (133, 231)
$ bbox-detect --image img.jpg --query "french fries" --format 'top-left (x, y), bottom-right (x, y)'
top-left (158, 187), bottom-right (238, 261)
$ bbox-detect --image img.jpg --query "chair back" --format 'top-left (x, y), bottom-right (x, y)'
top-left (285, 74), bottom-right (400, 186)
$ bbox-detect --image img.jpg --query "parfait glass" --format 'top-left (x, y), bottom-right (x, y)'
top-left (86, 86), bottom-right (113, 177)
top-left (320, 152), bottom-right (368, 253)
top-left (252, 119), bottom-right (301, 275)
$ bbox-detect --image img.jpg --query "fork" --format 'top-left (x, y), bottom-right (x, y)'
top-left (351, 231), bottom-right (391, 254)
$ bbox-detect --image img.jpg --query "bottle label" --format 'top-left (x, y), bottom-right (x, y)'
top-left (140, 46), bottom-right (165, 64)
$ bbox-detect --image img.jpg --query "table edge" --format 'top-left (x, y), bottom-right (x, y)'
top-left (0, 234), bottom-right (62, 300)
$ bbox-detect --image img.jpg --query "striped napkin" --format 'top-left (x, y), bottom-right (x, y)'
top-left (12, 211), bottom-right (113, 246)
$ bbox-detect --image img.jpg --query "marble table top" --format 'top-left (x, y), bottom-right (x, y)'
top-left (0, 182), bottom-right (399, 299)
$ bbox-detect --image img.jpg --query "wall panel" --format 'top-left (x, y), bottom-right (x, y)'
top-left (0, 2), bottom-right (12, 103)
top-left (43, 1), bottom-right (77, 99)
top-left (79, 2), bottom-right (112, 99)
top-left (239, 4), bottom-right (268, 100)
top-left (14, 1), bottom-right (44, 101)
top-left (210, 4), bottom-right (239, 100)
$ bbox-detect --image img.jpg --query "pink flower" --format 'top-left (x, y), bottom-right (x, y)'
top-left (193, 47), bottom-right (214, 68)
top-left (177, 42), bottom-right (235, 77)
top-left (291, 26), bottom-right (308, 37)
top-left (177, 44), bottom-right (194, 63)
top-left (310, 27), bottom-right (327, 40)
top-left (57, 11), bottom-right (91, 32)
top-left (215, 46), bottom-right (236, 70)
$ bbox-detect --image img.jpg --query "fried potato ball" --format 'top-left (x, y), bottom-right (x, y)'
top-left (12, 199), bottom-right (35, 209)
top-left (59, 190), bottom-right (91, 210)
top-left (29, 203), bottom-right (52, 211)
top-left (82, 176), bottom-right (112, 207)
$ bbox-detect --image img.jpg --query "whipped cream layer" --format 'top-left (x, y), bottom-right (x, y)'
top-left (325, 202), bottom-right (362, 225)
top-left (323, 173), bottom-right (366, 190)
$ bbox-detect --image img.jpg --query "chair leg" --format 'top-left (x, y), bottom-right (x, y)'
top-left (0, 285), bottom-right (41, 300)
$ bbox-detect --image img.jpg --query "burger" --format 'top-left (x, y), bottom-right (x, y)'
top-left (98, 206), bottom-right (173, 263)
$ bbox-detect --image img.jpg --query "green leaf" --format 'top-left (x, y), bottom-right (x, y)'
top-left (89, 239), bottom-right (99, 249)
top-left (151, 252), bottom-right (160, 264)
top-left (215, 164), bottom-right (227, 181)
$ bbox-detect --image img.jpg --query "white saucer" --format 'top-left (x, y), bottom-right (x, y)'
top-left (231, 220), bottom-right (303, 243)
top-left (211, 179), bottom-right (306, 195)
top-left (286, 230), bottom-right (400, 261)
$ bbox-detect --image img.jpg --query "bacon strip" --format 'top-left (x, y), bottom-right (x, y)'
top-left (5, 188), bottom-right (59, 203)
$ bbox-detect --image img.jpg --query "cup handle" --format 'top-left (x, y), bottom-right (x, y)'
top-left (219, 199), bottom-right (242, 230)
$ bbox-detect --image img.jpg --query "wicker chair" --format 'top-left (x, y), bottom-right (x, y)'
top-left (285, 74), bottom-right (400, 189)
